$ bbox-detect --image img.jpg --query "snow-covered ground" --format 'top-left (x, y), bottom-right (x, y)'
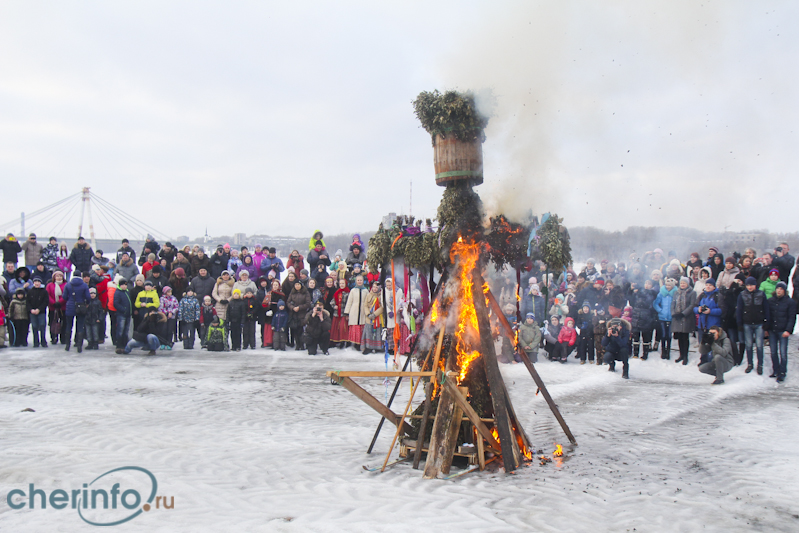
top-left (1, 340), bottom-right (798, 532)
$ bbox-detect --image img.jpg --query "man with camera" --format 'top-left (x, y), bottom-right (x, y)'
top-left (302, 299), bottom-right (331, 355)
top-left (772, 243), bottom-right (794, 284)
top-left (602, 317), bottom-right (631, 379)
top-left (698, 326), bottom-right (734, 384)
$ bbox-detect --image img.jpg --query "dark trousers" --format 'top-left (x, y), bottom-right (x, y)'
top-left (674, 332), bottom-right (690, 361)
top-left (115, 314), bottom-right (131, 349)
top-left (242, 320), bottom-right (256, 349)
top-left (306, 332), bottom-right (330, 355)
top-left (273, 329), bottom-right (287, 350)
top-left (200, 325), bottom-right (208, 347)
top-left (10, 319), bottom-right (29, 346)
top-left (108, 311), bottom-right (116, 344)
top-left (167, 318), bottom-right (178, 343)
top-left (30, 313), bottom-right (46, 345)
top-left (180, 321), bottom-right (197, 349)
top-left (85, 322), bottom-right (100, 345)
top-left (48, 308), bottom-right (64, 343)
top-left (64, 314), bottom-right (86, 343)
top-left (290, 327), bottom-right (303, 349)
top-left (603, 347), bottom-right (630, 372)
top-left (632, 330), bottom-right (653, 357)
top-left (577, 334), bottom-right (593, 361)
top-left (553, 341), bottom-right (574, 361)
top-left (230, 321), bottom-right (242, 350)
top-left (659, 320), bottom-right (672, 356)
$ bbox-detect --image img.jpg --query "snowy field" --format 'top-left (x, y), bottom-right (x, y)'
top-left (1, 340), bottom-right (798, 532)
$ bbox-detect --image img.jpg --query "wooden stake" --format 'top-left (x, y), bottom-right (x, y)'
top-left (485, 289), bottom-right (577, 445)
top-left (443, 376), bottom-right (501, 454)
top-left (333, 376), bottom-right (414, 436)
top-left (472, 268), bottom-right (520, 472)
top-left (413, 326), bottom-right (446, 469)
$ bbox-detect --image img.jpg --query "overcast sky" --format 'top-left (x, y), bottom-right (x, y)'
top-left (1, 1), bottom-right (797, 241)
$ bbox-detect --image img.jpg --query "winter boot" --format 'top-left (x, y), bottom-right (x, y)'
top-left (622, 368), bottom-right (629, 379)
top-left (641, 346), bottom-right (649, 361)
top-left (41, 340), bottom-right (48, 348)
top-left (608, 362), bottom-right (616, 372)
top-left (65, 340), bottom-right (71, 351)
top-left (75, 334), bottom-right (84, 354)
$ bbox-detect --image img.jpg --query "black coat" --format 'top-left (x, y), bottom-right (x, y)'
top-left (69, 243), bottom-right (94, 274)
top-left (628, 288), bottom-right (658, 332)
top-left (114, 288), bottom-right (132, 318)
top-left (26, 286), bottom-right (49, 314)
top-left (768, 294), bottom-right (797, 333)
top-left (189, 274), bottom-right (216, 302)
top-left (303, 308), bottom-right (331, 337)
top-left (227, 298), bottom-right (245, 323)
top-left (209, 252), bottom-right (229, 279)
top-left (0, 238), bottom-right (22, 264)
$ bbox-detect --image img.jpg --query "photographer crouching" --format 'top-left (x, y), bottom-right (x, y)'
top-left (302, 299), bottom-right (331, 355)
top-left (602, 317), bottom-right (632, 379)
top-left (698, 326), bottom-right (734, 384)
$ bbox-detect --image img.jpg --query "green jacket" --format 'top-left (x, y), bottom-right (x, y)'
top-left (759, 278), bottom-right (777, 300)
top-left (518, 322), bottom-right (542, 352)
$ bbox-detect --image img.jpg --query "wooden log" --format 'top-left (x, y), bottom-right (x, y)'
top-left (500, 378), bottom-right (532, 452)
top-left (485, 289), bottom-right (578, 445)
top-left (439, 385), bottom-right (466, 475)
top-left (366, 353), bottom-right (413, 454)
top-left (472, 268), bottom-right (520, 472)
top-left (326, 371), bottom-right (435, 378)
top-left (413, 327), bottom-right (446, 470)
top-left (476, 428), bottom-right (486, 471)
top-left (423, 379), bottom-right (459, 478)
top-left (443, 376), bottom-right (502, 454)
top-left (334, 376), bottom-right (414, 436)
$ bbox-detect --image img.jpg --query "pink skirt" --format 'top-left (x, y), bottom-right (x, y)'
top-left (262, 324), bottom-right (273, 347)
top-left (398, 323), bottom-right (413, 355)
top-left (348, 325), bottom-right (364, 344)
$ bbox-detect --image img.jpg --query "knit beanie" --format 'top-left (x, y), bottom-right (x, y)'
top-left (745, 277), bottom-right (757, 286)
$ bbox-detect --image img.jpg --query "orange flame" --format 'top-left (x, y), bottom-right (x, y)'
top-left (430, 300), bottom-right (439, 325)
top-left (449, 239), bottom-right (482, 383)
top-left (553, 444), bottom-right (563, 457)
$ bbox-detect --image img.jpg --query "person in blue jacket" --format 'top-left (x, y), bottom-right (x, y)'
top-left (767, 282), bottom-right (796, 382)
top-left (653, 277), bottom-right (677, 359)
top-left (694, 278), bottom-right (723, 331)
top-left (63, 274), bottom-right (91, 353)
top-left (259, 248), bottom-right (285, 281)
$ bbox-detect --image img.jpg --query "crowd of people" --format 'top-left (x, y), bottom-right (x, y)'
top-left (1, 231), bottom-right (796, 386)
top-left (506, 245), bottom-right (797, 384)
top-left (0, 231), bottom-right (421, 359)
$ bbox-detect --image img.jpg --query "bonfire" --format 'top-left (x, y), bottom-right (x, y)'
top-left (328, 90), bottom-right (576, 478)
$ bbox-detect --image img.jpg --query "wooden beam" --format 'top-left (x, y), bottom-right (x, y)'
top-left (422, 377), bottom-right (460, 479)
top-left (413, 326), bottom-right (446, 470)
top-left (443, 376), bottom-right (502, 454)
top-left (472, 268), bottom-right (520, 472)
top-left (485, 289), bottom-right (577, 445)
top-left (326, 371), bottom-right (436, 378)
top-left (334, 376), bottom-right (414, 436)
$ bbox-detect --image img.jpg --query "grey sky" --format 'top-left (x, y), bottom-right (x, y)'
top-left (1, 1), bottom-right (797, 240)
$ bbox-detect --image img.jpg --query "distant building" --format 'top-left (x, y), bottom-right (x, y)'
top-left (382, 212), bottom-right (397, 228)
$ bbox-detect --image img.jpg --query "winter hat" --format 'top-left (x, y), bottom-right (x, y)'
top-left (670, 258), bottom-right (680, 266)
top-left (353, 263), bottom-right (362, 269)
top-left (163, 286), bottom-right (172, 293)
top-left (586, 257), bottom-right (596, 265)
top-left (769, 268), bottom-right (780, 277)
top-left (565, 317), bottom-right (575, 326)
top-left (526, 312), bottom-right (535, 320)
top-left (135, 274), bottom-right (145, 284)
top-left (594, 303), bottom-right (605, 313)
top-left (89, 287), bottom-right (97, 294)
top-left (15, 288), bottom-right (25, 295)
top-left (32, 276), bottom-right (43, 283)
top-left (174, 267), bottom-right (185, 278)
top-left (776, 281), bottom-right (788, 291)
top-left (232, 288), bottom-right (241, 296)
top-left (335, 249), bottom-right (343, 258)
top-left (118, 279), bottom-right (128, 287)
top-left (221, 270), bottom-right (230, 276)
top-left (704, 278), bottom-right (716, 287)
top-left (287, 266), bottom-right (295, 273)
top-left (600, 259), bottom-right (608, 265)
top-left (680, 276), bottom-right (691, 285)
top-left (582, 301), bottom-right (590, 309)
top-left (114, 274), bottom-right (125, 285)
top-left (595, 278), bottom-right (605, 286)
top-left (267, 271), bottom-right (276, 279)
top-left (725, 257), bottom-right (736, 265)
top-left (91, 264), bottom-right (101, 272)
top-left (709, 246), bottom-right (719, 254)
top-left (223, 243), bottom-right (231, 250)
top-left (211, 315), bottom-right (220, 324)
top-left (244, 288), bottom-right (254, 295)
top-left (152, 265), bottom-right (163, 274)
top-left (277, 299), bottom-right (286, 307)
top-left (530, 283), bottom-right (540, 293)
top-left (269, 247), bottom-right (276, 254)
top-left (122, 238), bottom-right (129, 244)
top-left (144, 280), bottom-right (154, 287)
top-left (300, 269), bottom-right (309, 276)
top-left (745, 277), bottom-right (757, 286)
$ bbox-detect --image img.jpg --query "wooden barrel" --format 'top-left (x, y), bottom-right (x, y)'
top-left (433, 134), bottom-right (483, 187)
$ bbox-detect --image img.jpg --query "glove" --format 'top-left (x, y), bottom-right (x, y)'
top-left (266, 310), bottom-right (273, 317)
top-left (388, 311), bottom-right (394, 319)
top-left (220, 299), bottom-right (229, 304)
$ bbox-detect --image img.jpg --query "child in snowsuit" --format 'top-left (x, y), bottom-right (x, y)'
top-left (199, 295), bottom-right (217, 348)
top-left (9, 289), bottom-right (30, 346)
top-left (84, 288), bottom-right (104, 350)
top-left (518, 312), bottom-right (541, 363)
top-left (242, 288), bottom-right (257, 349)
top-left (206, 316), bottom-right (228, 352)
top-left (555, 317), bottom-right (577, 363)
top-left (593, 304), bottom-right (608, 365)
top-left (158, 286), bottom-right (179, 344)
top-left (272, 299), bottom-right (288, 351)
top-left (179, 288), bottom-right (200, 349)
top-left (227, 289), bottom-right (245, 351)
top-left (576, 301), bottom-right (594, 364)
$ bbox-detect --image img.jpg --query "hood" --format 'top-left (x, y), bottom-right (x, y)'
top-left (69, 277), bottom-right (86, 288)
top-left (659, 285), bottom-right (677, 296)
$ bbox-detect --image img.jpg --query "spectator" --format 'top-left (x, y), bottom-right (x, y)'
top-left (68, 236), bottom-right (94, 274)
top-left (698, 326), bottom-right (734, 385)
top-left (20, 233), bottom-right (44, 269)
top-left (767, 282), bottom-right (796, 383)
top-left (737, 277), bottom-right (770, 375)
top-left (0, 233), bottom-right (22, 266)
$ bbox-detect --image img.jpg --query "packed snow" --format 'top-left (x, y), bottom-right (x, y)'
top-left (0, 340), bottom-right (797, 532)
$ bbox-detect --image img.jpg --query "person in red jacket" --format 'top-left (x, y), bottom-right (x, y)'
top-left (555, 316), bottom-right (578, 363)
